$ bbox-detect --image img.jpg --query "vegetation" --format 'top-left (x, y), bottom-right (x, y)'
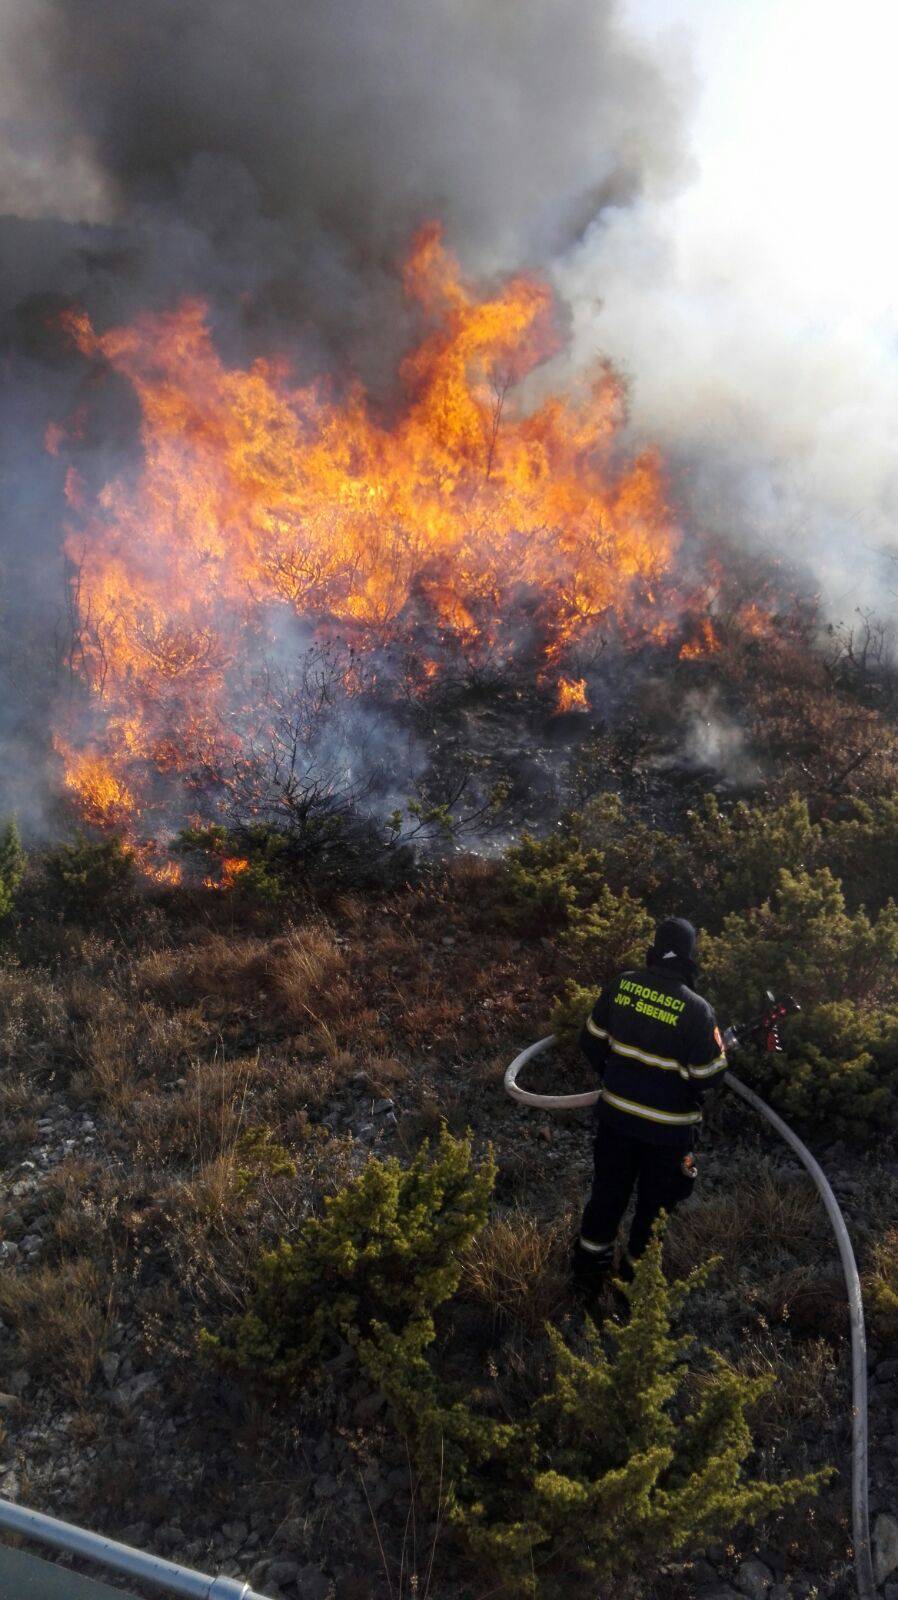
top-left (203, 1128), bottom-right (496, 1390)
top-left (41, 834), bottom-right (136, 921)
top-left (3, 610), bottom-right (898, 1592)
top-left (0, 818), bottom-right (25, 921)
top-left (209, 1138), bottom-right (823, 1596)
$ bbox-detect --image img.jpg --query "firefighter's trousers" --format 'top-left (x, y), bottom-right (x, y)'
top-left (577, 1117), bottom-right (697, 1275)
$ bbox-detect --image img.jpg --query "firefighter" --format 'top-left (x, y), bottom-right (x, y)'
top-left (572, 915), bottom-right (727, 1298)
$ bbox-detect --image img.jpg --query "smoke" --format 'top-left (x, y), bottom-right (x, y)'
top-left (0, 0), bottom-right (693, 352)
top-left (550, 2), bottom-right (898, 614)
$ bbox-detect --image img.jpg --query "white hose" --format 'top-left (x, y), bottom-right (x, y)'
top-left (504, 1034), bottom-right (875, 1600)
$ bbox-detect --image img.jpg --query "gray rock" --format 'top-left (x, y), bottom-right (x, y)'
top-left (267, 1558), bottom-right (301, 1586)
top-left (879, 1359), bottom-right (898, 1382)
top-left (313, 1474), bottom-right (339, 1500)
top-left (297, 1565), bottom-right (331, 1600)
top-left (0, 1393), bottom-right (22, 1416)
top-left (691, 1559), bottom-right (719, 1585)
top-left (758, 1548), bottom-right (788, 1578)
top-left (273, 1516), bottom-right (306, 1549)
top-left (8, 1371), bottom-right (29, 1397)
top-left (769, 1586), bottom-right (792, 1600)
top-left (100, 1352), bottom-right (121, 1387)
top-left (883, 1583), bottom-right (898, 1600)
top-left (109, 1371), bottom-right (159, 1415)
top-left (737, 1557), bottom-right (774, 1600)
top-left (875, 1514), bottom-right (898, 1585)
top-left (372, 1099), bottom-right (394, 1115)
top-left (0, 1471), bottom-right (19, 1500)
top-left (697, 1589), bottom-right (741, 1600)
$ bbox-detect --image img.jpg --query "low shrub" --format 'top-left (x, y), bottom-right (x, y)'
top-left (210, 1132), bottom-right (826, 1596)
top-left (364, 1226), bottom-right (826, 1596)
top-left (42, 834), bottom-right (137, 922)
top-left (203, 1126), bottom-right (495, 1390)
top-left (683, 793), bottom-right (820, 926)
top-left (0, 818), bottom-right (25, 920)
top-left (703, 868), bottom-right (898, 1137)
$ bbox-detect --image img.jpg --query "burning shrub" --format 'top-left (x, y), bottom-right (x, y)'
top-left (177, 813), bottom-right (413, 899)
top-left (202, 1126), bottom-right (495, 1390)
top-left (0, 819), bottom-right (25, 922)
top-left (704, 867), bottom-right (898, 1137)
top-left (41, 834), bottom-right (137, 922)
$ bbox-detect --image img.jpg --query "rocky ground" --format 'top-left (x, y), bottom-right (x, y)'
top-left (1, 1053), bottom-right (897, 1600)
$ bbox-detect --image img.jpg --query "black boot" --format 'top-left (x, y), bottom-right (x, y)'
top-left (571, 1237), bottom-right (615, 1307)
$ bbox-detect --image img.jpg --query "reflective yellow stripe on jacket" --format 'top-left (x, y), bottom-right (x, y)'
top-left (600, 1087), bottom-right (702, 1126)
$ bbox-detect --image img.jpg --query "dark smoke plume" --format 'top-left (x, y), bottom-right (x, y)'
top-left (1, 0), bottom-right (692, 345)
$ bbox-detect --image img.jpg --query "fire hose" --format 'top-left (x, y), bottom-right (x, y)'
top-left (503, 1030), bottom-right (875, 1600)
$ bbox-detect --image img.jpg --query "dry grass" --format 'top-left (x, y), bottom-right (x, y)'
top-left (136, 924), bottom-right (348, 1029)
top-left (0, 1257), bottom-right (112, 1402)
top-left (459, 1208), bottom-right (570, 1332)
top-left (666, 1172), bottom-right (822, 1274)
top-left (0, 962), bottom-right (68, 1069)
top-left (733, 1335), bottom-right (841, 1444)
top-left (68, 987), bottom-right (207, 1113)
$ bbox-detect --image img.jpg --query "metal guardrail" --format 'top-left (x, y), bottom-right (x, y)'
top-left (0, 1496), bottom-right (272, 1600)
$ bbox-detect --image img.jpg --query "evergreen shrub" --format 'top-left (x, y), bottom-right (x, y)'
top-left (202, 1126), bottom-right (495, 1390)
top-left (211, 1131), bottom-right (824, 1595)
top-left (704, 868), bottom-right (898, 1135)
top-left (360, 1227), bottom-right (825, 1594)
top-left (0, 819), bottom-right (25, 921)
top-left (42, 834), bottom-right (136, 921)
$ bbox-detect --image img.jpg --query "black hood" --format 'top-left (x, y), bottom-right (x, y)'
top-left (646, 916), bottom-right (698, 988)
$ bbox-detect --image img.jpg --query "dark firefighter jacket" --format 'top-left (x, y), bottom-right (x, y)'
top-left (579, 961), bottom-right (727, 1149)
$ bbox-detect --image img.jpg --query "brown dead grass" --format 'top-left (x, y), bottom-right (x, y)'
top-left (0, 962), bottom-right (68, 1069)
top-left (136, 924), bottom-right (349, 1029)
top-left (666, 1172), bottom-right (822, 1273)
top-left (68, 985), bottom-right (206, 1114)
top-left (734, 1335), bottom-right (840, 1444)
top-left (0, 1257), bottom-right (112, 1402)
top-left (459, 1208), bottom-right (571, 1332)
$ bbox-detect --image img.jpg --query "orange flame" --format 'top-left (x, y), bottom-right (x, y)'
top-left (54, 224), bottom-right (685, 838)
top-left (679, 617), bottom-right (720, 661)
top-left (555, 676), bottom-right (590, 713)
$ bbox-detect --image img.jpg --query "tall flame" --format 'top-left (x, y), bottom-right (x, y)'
top-left (54, 224), bottom-right (684, 834)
